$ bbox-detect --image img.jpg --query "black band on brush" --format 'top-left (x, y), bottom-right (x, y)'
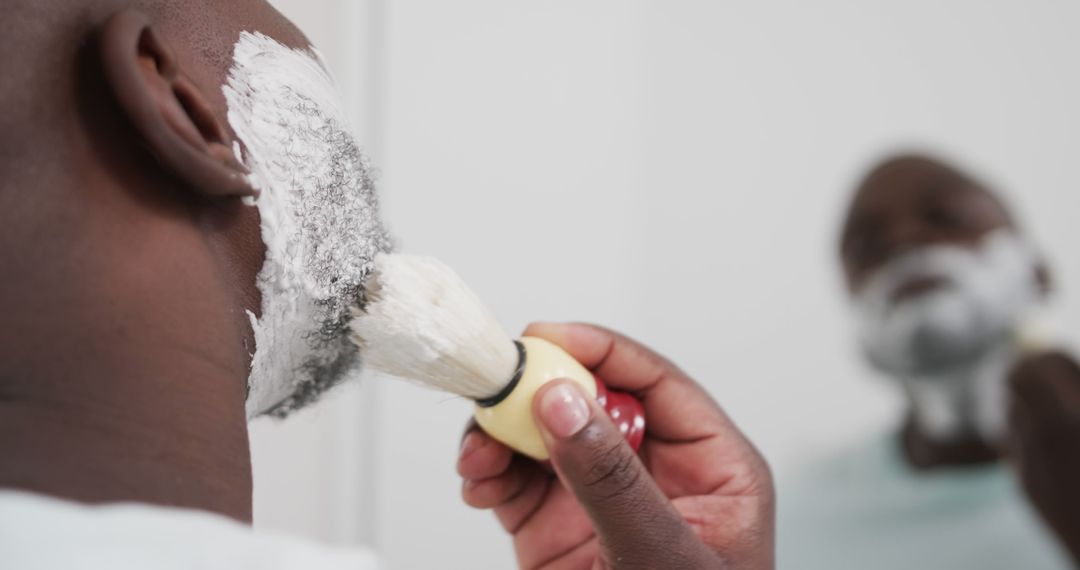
top-left (475, 340), bottom-right (526, 408)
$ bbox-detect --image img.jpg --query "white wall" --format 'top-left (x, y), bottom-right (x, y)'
top-left (254, 1), bottom-right (1080, 568)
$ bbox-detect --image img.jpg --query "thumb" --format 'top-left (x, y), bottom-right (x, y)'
top-left (532, 380), bottom-right (717, 568)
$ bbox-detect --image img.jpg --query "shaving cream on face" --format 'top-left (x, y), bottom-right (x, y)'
top-left (853, 230), bottom-right (1042, 441)
top-left (854, 230), bottom-right (1039, 377)
top-left (223, 32), bottom-right (392, 417)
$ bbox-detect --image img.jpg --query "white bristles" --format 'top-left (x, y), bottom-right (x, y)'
top-left (349, 254), bottom-right (520, 400)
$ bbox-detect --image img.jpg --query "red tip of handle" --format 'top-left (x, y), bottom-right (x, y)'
top-left (594, 378), bottom-right (646, 452)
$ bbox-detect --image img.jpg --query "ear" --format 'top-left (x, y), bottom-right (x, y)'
top-left (98, 10), bottom-right (255, 198)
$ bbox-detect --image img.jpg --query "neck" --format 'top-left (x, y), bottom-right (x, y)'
top-left (0, 359), bottom-right (254, 521)
top-left (0, 160), bottom-right (256, 521)
top-left (897, 340), bottom-right (1015, 469)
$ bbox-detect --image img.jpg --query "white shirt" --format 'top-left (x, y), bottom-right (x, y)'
top-left (0, 491), bottom-right (380, 570)
top-left (777, 432), bottom-right (1071, 570)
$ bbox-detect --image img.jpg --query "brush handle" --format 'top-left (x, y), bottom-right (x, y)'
top-left (473, 336), bottom-right (647, 460)
top-left (595, 379), bottom-right (646, 453)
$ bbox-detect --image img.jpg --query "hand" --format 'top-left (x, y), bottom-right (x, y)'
top-left (457, 323), bottom-right (774, 569)
top-left (1007, 351), bottom-right (1080, 565)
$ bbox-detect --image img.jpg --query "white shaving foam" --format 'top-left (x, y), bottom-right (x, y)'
top-left (224, 32), bottom-right (392, 418)
top-left (854, 230), bottom-right (1039, 376)
top-left (853, 230), bottom-right (1042, 441)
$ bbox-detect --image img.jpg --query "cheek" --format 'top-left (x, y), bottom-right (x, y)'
top-left (201, 198), bottom-right (265, 363)
top-left (207, 201), bottom-right (265, 317)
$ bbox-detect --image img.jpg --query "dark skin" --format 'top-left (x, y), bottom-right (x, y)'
top-left (0, 5), bottom-right (1069, 564)
top-left (2, 4), bottom-right (776, 567)
top-left (840, 155), bottom-right (1080, 563)
top-left (839, 155), bottom-right (1020, 293)
top-left (458, 323), bottom-right (775, 569)
top-left (1009, 352), bottom-right (1080, 564)
top-left (838, 154), bottom-right (1027, 469)
top-left (0, 0), bottom-right (310, 522)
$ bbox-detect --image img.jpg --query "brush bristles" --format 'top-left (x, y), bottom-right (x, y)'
top-left (350, 254), bottom-right (520, 400)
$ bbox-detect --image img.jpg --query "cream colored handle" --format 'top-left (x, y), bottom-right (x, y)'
top-left (473, 336), bottom-right (597, 460)
top-left (1015, 309), bottom-right (1062, 355)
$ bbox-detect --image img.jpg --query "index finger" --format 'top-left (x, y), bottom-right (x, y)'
top-left (522, 322), bottom-right (731, 442)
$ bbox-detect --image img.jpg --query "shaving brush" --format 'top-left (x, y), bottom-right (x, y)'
top-left (350, 254), bottom-right (645, 460)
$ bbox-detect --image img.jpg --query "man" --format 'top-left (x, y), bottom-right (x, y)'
top-left (0, 1), bottom-right (772, 568)
top-left (779, 154), bottom-right (1075, 568)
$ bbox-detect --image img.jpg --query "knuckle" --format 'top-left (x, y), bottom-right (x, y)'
top-left (461, 485), bottom-right (483, 509)
top-left (579, 437), bottom-right (643, 501)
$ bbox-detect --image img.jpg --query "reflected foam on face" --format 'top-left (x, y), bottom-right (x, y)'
top-left (852, 230), bottom-right (1043, 440)
top-left (854, 230), bottom-right (1039, 377)
top-left (223, 32), bottom-right (392, 417)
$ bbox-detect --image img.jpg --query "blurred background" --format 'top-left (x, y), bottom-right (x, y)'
top-left (248, 1), bottom-right (1080, 568)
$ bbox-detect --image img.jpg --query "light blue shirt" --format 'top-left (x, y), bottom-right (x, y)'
top-left (778, 432), bottom-right (1071, 569)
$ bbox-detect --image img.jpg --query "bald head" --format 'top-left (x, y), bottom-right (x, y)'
top-left (0, 0), bottom-right (314, 399)
top-left (0, 0), bottom-right (390, 518)
top-left (839, 155), bottom-right (1053, 454)
top-left (1, 0), bottom-right (307, 171)
top-left (838, 155), bottom-right (1017, 293)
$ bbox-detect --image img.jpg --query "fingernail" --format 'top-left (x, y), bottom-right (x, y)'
top-left (460, 432), bottom-right (483, 459)
top-left (538, 382), bottom-right (592, 439)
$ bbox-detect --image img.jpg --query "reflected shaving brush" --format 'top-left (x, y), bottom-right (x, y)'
top-left (350, 254), bottom-right (645, 460)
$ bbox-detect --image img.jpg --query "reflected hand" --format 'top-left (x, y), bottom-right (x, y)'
top-left (457, 323), bottom-right (774, 569)
top-left (1008, 351), bottom-right (1080, 565)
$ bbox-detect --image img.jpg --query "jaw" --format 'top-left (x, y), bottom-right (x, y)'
top-left (224, 31), bottom-right (392, 417)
